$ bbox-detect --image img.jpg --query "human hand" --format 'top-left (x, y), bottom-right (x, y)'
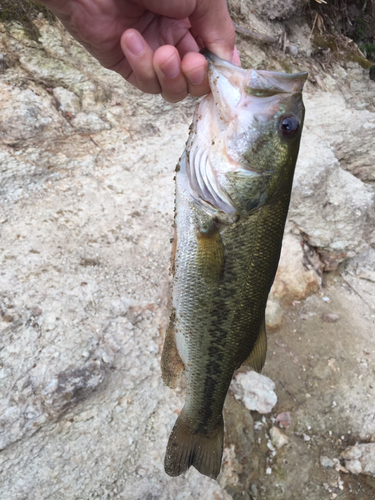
top-left (39, 0), bottom-right (239, 103)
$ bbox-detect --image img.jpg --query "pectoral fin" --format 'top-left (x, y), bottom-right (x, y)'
top-left (161, 311), bottom-right (184, 389)
top-left (242, 315), bottom-right (267, 373)
top-left (196, 221), bottom-right (224, 284)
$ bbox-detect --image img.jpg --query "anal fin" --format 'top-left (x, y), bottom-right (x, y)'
top-left (161, 311), bottom-right (184, 389)
top-left (241, 315), bottom-right (267, 373)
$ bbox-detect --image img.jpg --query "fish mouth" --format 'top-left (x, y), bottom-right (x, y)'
top-left (200, 49), bottom-right (307, 121)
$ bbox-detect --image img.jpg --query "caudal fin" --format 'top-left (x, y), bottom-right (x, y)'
top-left (164, 408), bottom-right (224, 479)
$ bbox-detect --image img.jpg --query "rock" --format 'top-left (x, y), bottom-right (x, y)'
top-left (286, 44), bottom-right (299, 56)
top-left (265, 299), bottom-right (284, 331)
top-left (231, 371), bottom-right (277, 414)
top-left (0, 83), bottom-right (65, 146)
top-left (275, 411), bottom-right (291, 429)
top-left (347, 247), bottom-right (375, 284)
top-left (228, 0), bottom-right (285, 47)
top-left (52, 87), bottom-right (81, 114)
top-left (71, 112), bottom-right (111, 133)
top-left (269, 426), bottom-right (289, 449)
top-left (289, 92), bottom-right (375, 269)
top-left (262, 0), bottom-right (302, 20)
top-left (322, 313), bottom-right (340, 323)
top-left (344, 459), bottom-right (363, 475)
top-left (341, 443), bottom-right (375, 476)
top-left (270, 230), bottom-right (322, 302)
top-left (320, 456), bottom-right (335, 468)
top-left (229, 0), bottom-right (302, 21)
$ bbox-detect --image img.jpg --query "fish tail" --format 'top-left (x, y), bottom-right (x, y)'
top-left (164, 408), bottom-right (224, 479)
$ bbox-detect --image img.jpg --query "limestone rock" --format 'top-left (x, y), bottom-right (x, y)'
top-left (342, 443), bottom-right (375, 476)
top-left (289, 93), bottom-right (375, 269)
top-left (270, 230), bottom-right (322, 301)
top-left (53, 87), bottom-right (81, 114)
top-left (265, 299), bottom-right (284, 331)
top-left (231, 371), bottom-right (277, 414)
top-left (0, 83), bottom-right (66, 145)
top-left (269, 426), bottom-right (289, 449)
top-left (320, 456), bottom-right (335, 468)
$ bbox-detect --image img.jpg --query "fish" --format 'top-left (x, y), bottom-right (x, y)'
top-left (161, 49), bottom-right (307, 479)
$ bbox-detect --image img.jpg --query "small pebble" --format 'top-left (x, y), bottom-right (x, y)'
top-left (286, 45), bottom-right (298, 56)
top-left (275, 411), bottom-right (291, 429)
top-left (323, 313), bottom-right (339, 323)
top-left (270, 426), bottom-right (289, 449)
top-left (320, 456), bottom-right (335, 468)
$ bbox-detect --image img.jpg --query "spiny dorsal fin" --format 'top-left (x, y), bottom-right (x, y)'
top-left (242, 315), bottom-right (267, 373)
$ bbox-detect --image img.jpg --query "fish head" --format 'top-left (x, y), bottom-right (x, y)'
top-left (202, 49), bottom-right (307, 178)
top-left (186, 51), bottom-right (307, 217)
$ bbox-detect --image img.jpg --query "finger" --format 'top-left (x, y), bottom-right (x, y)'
top-left (174, 28), bottom-right (199, 59)
top-left (189, 0), bottom-right (236, 61)
top-left (153, 46), bottom-right (188, 103)
top-left (137, 0), bottom-right (196, 19)
top-left (181, 52), bottom-right (209, 98)
top-left (120, 29), bottom-right (161, 94)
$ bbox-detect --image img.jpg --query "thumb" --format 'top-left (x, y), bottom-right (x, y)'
top-left (189, 0), bottom-right (236, 62)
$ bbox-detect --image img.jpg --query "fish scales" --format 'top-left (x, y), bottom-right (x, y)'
top-left (162, 50), bottom-right (307, 479)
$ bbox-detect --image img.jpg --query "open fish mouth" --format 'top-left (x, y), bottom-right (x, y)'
top-left (201, 48), bottom-right (307, 94)
top-left (200, 48), bottom-right (307, 125)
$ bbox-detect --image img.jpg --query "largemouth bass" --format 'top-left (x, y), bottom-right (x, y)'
top-left (162, 50), bottom-right (307, 479)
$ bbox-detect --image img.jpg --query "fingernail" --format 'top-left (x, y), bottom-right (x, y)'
top-left (161, 55), bottom-right (180, 79)
top-left (125, 31), bottom-right (145, 56)
top-left (187, 67), bottom-right (204, 86)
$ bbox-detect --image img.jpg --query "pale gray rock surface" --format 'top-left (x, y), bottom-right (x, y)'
top-left (342, 444), bottom-right (375, 476)
top-left (289, 91), bottom-right (375, 266)
top-left (231, 372), bottom-right (277, 414)
top-left (320, 456), bottom-right (336, 468)
top-left (53, 87), bottom-right (81, 114)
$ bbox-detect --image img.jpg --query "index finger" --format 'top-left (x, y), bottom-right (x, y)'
top-left (188, 0), bottom-right (236, 62)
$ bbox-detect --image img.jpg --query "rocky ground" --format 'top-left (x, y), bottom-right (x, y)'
top-left (0, 3), bottom-right (374, 500)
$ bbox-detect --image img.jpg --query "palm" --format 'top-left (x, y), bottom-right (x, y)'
top-left (42, 0), bottom-right (236, 101)
top-left (54, 0), bottom-right (195, 76)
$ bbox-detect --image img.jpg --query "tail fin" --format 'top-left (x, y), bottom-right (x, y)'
top-left (164, 408), bottom-right (224, 479)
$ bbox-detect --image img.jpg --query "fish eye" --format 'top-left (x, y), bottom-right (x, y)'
top-left (279, 115), bottom-right (299, 138)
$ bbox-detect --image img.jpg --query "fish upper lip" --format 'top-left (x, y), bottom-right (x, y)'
top-left (200, 48), bottom-right (308, 94)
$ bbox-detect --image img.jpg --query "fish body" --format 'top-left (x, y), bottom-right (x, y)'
top-left (162, 51), bottom-right (307, 479)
